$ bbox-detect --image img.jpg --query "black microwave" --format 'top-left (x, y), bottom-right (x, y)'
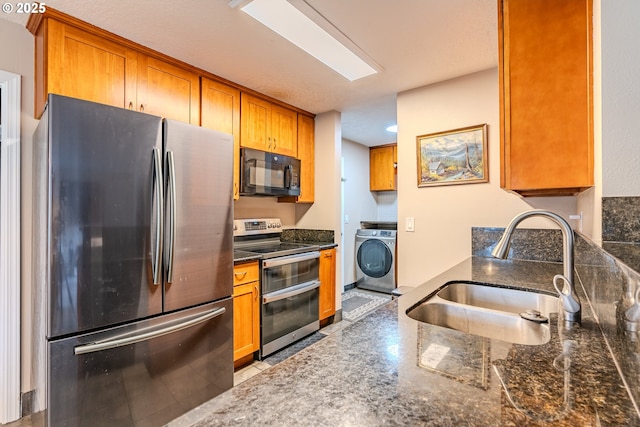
top-left (240, 148), bottom-right (301, 197)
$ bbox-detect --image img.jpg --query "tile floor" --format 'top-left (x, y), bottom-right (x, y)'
top-left (234, 287), bottom-right (391, 385)
top-left (1, 288), bottom-right (392, 427)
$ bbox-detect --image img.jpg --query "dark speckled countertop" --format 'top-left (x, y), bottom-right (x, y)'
top-left (168, 257), bottom-right (639, 426)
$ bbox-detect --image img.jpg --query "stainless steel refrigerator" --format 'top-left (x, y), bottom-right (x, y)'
top-left (31, 95), bottom-right (234, 426)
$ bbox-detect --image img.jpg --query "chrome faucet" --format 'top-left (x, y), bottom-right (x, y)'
top-left (491, 210), bottom-right (581, 323)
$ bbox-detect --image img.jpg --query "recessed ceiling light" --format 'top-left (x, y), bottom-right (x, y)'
top-left (230, 0), bottom-right (381, 81)
top-left (386, 124), bottom-right (398, 133)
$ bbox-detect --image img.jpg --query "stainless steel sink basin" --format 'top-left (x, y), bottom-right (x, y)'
top-left (406, 281), bottom-right (559, 345)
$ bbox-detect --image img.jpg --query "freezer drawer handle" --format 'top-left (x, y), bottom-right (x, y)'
top-left (263, 280), bottom-right (320, 304)
top-left (151, 148), bottom-right (164, 285)
top-left (73, 307), bottom-right (226, 355)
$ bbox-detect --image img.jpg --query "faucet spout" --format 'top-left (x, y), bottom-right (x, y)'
top-left (491, 210), bottom-right (581, 323)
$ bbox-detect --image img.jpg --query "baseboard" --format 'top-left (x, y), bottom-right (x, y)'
top-left (343, 282), bottom-right (357, 292)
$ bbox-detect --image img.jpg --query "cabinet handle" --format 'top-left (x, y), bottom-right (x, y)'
top-left (273, 138), bottom-right (277, 150)
top-left (254, 284), bottom-right (258, 299)
top-left (128, 101), bottom-right (134, 110)
top-left (234, 182), bottom-right (238, 197)
top-left (234, 271), bottom-right (247, 280)
top-left (140, 104), bottom-right (145, 113)
top-left (267, 137), bottom-right (272, 150)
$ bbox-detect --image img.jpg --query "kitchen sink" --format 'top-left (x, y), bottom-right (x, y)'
top-left (406, 281), bottom-right (559, 345)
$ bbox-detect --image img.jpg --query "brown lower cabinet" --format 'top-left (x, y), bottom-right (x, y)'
top-left (233, 262), bottom-right (260, 362)
top-left (319, 248), bottom-right (337, 321)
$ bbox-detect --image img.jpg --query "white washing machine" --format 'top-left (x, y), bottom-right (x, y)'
top-left (355, 229), bottom-right (397, 294)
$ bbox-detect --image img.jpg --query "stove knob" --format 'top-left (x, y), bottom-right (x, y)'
top-left (372, 231), bottom-right (377, 236)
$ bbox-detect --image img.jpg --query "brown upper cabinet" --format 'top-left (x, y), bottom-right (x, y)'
top-left (32, 18), bottom-right (137, 116)
top-left (201, 78), bottom-right (241, 199)
top-left (498, 0), bottom-right (594, 196)
top-left (30, 12), bottom-right (199, 124)
top-left (370, 144), bottom-right (397, 191)
top-left (28, 7), bottom-right (315, 200)
top-left (240, 93), bottom-right (298, 158)
top-left (136, 55), bottom-right (200, 124)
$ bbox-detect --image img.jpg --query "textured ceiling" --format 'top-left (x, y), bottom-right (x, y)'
top-left (2, 0), bottom-right (498, 146)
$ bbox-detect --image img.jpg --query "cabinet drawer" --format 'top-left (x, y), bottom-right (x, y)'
top-left (233, 261), bottom-right (259, 286)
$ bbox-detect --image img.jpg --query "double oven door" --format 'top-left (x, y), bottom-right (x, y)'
top-left (261, 251), bottom-right (320, 358)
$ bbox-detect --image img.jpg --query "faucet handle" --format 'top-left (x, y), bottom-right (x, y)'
top-left (553, 274), bottom-right (581, 315)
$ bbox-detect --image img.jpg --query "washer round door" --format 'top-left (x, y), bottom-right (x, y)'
top-left (357, 239), bottom-right (393, 278)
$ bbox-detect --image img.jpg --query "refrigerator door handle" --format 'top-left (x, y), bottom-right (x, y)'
top-left (165, 150), bottom-right (177, 283)
top-left (73, 306), bottom-right (226, 355)
top-left (151, 148), bottom-right (164, 285)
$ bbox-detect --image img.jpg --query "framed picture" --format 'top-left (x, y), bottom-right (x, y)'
top-left (416, 124), bottom-right (488, 187)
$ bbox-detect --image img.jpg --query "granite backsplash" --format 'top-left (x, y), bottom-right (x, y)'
top-left (473, 226), bottom-right (640, 414)
top-left (281, 228), bottom-right (335, 244)
top-left (602, 196), bottom-right (640, 272)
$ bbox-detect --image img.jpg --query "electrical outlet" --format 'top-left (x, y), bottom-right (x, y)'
top-left (406, 217), bottom-right (415, 232)
top-left (345, 214), bottom-right (350, 224)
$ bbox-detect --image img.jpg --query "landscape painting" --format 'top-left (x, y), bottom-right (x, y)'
top-left (416, 124), bottom-right (488, 187)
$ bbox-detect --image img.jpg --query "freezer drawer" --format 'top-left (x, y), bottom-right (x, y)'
top-left (47, 298), bottom-right (233, 427)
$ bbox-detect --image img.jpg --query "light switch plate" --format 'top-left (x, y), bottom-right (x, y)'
top-left (406, 217), bottom-right (415, 232)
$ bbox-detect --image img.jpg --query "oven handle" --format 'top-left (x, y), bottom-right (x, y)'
top-left (263, 280), bottom-right (320, 304)
top-left (262, 251), bottom-right (320, 268)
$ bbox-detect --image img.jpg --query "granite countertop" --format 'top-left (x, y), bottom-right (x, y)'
top-left (170, 257), bottom-right (639, 426)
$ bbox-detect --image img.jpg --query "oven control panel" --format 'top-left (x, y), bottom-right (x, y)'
top-left (233, 218), bottom-right (283, 236)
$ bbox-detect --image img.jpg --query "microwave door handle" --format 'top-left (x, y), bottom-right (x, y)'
top-left (285, 164), bottom-right (292, 189)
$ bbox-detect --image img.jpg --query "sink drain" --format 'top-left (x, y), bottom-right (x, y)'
top-left (520, 309), bottom-right (549, 323)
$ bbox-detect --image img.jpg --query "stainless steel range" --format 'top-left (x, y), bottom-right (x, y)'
top-left (234, 218), bottom-right (321, 358)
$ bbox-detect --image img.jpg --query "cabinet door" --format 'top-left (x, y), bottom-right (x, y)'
top-left (370, 145), bottom-right (396, 191)
top-left (319, 248), bottom-right (336, 321)
top-left (499, 0), bottom-right (593, 196)
top-left (270, 104), bottom-right (298, 157)
top-left (240, 93), bottom-right (270, 151)
top-left (137, 55), bottom-right (200, 124)
top-left (201, 78), bottom-right (241, 199)
top-left (42, 19), bottom-right (137, 115)
top-left (233, 281), bottom-right (260, 361)
top-left (296, 115), bottom-right (315, 202)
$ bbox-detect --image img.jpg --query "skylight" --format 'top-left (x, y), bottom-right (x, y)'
top-left (231, 0), bottom-right (380, 81)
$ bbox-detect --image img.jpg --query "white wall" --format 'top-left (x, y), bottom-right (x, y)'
top-left (234, 197), bottom-right (295, 226)
top-left (0, 17), bottom-right (38, 411)
top-left (397, 68), bottom-right (577, 287)
top-left (295, 111), bottom-right (342, 304)
top-left (341, 139), bottom-right (377, 286)
top-left (600, 0), bottom-right (640, 197)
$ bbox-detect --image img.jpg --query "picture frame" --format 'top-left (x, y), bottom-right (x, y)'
top-left (416, 124), bottom-right (488, 187)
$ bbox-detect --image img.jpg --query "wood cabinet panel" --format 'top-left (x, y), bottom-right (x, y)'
top-left (279, 114), bottom-right (315, 203)
top-left (233, 281), bottom-right (260, 361)
top-left (38, 19), bottom-right (137, 115)
top-left (137, 55), bottom-right (200, 124)
top-left (370, 145), bottom-right (397, 191)
top-left (240, 94), bottom-right (271, 151)
top-left (201, 78), bottom-right (241, 199)
top-left (240, 93), bottom-right (298, 157)
top-left (319, 248), bottom-right (336, 321)
top-left (499, 0), bottom-right (593, 196)
top-left (270, 104), bottom-right (298, 157)
top-left (233, 261), bottom-right (260, 361)
top-left (295, 114), bottom-right (315, 202)
top-left (233, 261), bottom-right (259, 286)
